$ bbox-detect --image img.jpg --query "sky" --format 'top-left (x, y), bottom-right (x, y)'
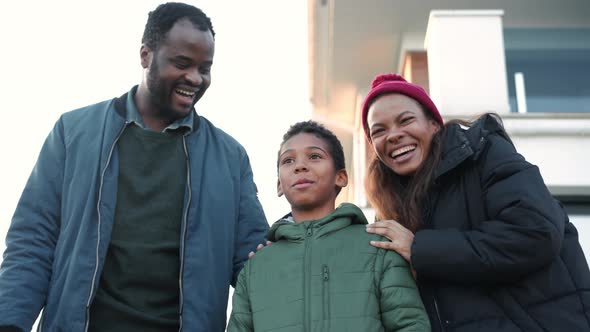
top-left (0, 0), bottom-right (309, 256)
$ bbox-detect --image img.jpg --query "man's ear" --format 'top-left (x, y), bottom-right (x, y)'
top-left (140, 45), bottom-right (152, 69)
top-left (335, 169), bottom-right (348, 189)
top-left (277, 178), bottom-right (283, 197)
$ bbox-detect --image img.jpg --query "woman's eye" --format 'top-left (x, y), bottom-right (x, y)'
top-left (281, 158), bottom-right (294, 165)
top-left (310, 154), bottom-right (322, 160)
top-left (401, 117), bottom-right (414, 124)
top-left (370, 128), bottom-right (383, 138)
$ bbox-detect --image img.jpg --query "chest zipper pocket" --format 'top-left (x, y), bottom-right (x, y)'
top-left (322, 265), bottom-right (330, 329)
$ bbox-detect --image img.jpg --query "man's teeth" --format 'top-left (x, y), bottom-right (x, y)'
top-left (176, 88), bottom-right (196, 97)
top-left (391, 145), bottom-right (416, 158)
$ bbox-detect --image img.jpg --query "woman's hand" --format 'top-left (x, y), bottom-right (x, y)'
top-left (366, 220), bottom-right (417, 278)
top-left (366, 220), bottom-right (414, 263)
top-left (248, 241), bottom-right (272, 259)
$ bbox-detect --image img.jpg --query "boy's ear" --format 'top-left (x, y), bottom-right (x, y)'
top-left (277, 178), bottom-right (284, 197)
top-left (336, 169), bottom-right (348, 189)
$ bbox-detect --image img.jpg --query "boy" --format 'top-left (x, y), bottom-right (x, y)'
top-left (227, 121), bottom-right (430, 331)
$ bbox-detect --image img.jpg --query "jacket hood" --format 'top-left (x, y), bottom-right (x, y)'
top-left (435, 114), bottom-right (511, 180)
top-left (267, 203), bottom-right (368, 242)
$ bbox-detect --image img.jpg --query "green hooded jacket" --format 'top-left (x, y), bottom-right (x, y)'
top-left (227, 203), bottom-right (430, 331)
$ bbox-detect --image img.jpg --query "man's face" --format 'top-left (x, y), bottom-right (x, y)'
top-left (141, 18), bottom-right (214, 119)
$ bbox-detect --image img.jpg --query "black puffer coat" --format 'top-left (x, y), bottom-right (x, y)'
top-left (411, 115), bottom-right (590, 332)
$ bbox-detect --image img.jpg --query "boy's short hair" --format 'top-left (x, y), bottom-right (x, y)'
top-left (277, 120), bottom-right (346, 194)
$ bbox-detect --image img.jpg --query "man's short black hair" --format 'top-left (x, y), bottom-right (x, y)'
top-left (142, 2), bottom-right (215, 51)
top-left (278, 120), bottom-right (346, 172)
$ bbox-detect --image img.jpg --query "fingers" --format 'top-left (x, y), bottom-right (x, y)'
top-left (369, 219), bottom-right (405, 231)
top-left (248, 241), bottom-right (273, 260)
top-left (257, 241), bottom-right (273, 250)
top-left (365, 225), bottom-right (392, 235)
top-left (367, 220), bottom-right (413, 239)
top-left (367, 221), bottom-right (415, 263)
top-left (369, 240), bottom-right (396, 250)
top-left (366, 224), bottom-right (396, 242)
top-left (370, 240), bottom-right (412, 262)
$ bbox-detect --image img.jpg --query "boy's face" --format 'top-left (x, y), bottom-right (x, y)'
top-left (277, 133), bottom-right (348, 218)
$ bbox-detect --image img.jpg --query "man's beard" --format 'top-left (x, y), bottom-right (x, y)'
top-left (146, 59), bottom-right (174, 117)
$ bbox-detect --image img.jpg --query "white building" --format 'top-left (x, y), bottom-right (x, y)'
top-left (307, 0), bottom-right (590, 256)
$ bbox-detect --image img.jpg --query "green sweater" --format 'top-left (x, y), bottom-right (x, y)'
top-left (89, 125), bottom-right (186, 331)
top-left (228, 203), bottom-right (430, 332)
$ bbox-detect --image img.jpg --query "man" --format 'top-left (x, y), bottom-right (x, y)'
top-left (0, 3), bottom-right (268, 331)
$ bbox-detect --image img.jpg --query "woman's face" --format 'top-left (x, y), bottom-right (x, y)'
top-left (367, 93), bottom-right (441, 177)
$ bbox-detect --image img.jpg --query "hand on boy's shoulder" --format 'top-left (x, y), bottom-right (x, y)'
top-left (365, 219), bottom-right (414, 263)
top-left (248, 241), bottom-right (273, 259)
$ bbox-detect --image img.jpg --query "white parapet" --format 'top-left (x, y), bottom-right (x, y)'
top-left (502, 115), bottom-right (590, 187)
top-left (425, 10), bottom-right (510, 117)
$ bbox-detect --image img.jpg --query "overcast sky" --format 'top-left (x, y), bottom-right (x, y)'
top-left (0, 0), bottom-right (310, 256)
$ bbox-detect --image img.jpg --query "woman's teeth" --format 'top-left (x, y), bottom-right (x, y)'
top-left (391, 145), bottom-right (416, 158)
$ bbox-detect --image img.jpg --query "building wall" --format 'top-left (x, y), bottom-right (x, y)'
top-left (310, 1), bottom-right (590, 259)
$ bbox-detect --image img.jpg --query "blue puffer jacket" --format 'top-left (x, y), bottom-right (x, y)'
top-left (0, 88), bottom-right (269, 332)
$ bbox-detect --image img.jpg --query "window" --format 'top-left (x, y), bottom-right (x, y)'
top-left (504, 28), bottom-right (590, 114)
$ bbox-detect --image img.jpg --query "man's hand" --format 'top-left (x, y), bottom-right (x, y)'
top-left (248, 241), bottom-right (272, 259)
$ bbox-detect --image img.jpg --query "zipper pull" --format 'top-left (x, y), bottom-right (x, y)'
top-left (323, 265), bottom-right (329, 281)
top-left (306, 226), bottom-right (313, 237)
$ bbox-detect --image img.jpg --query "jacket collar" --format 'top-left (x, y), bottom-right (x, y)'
top-left (113, 85), bottom-right (201, 133)
top-left (434, 114), bottom-right (509, 181)
top-left (267, 203), bottom-right (367, 242)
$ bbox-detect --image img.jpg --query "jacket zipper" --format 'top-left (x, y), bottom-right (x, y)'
top-left (304, 225), bottom-right (313, 332)
top-left (84, 122), bottom-right (128, 332)
top-left (36, 311), bottom-right (45, 332)
top-left (433, 295), bottom-right (445, 332)
top-left (178, 135), bottom-right (192, 332)
top-left (426, 191), bottom-right (446, 332)
top-left (322, 265), bottom-right (330, 330)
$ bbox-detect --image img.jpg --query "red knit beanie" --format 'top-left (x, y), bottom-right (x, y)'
top-left (360, 73), bottom-right (443, 140)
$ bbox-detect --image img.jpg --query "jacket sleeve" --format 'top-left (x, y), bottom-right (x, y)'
top-left (0, 118), bottom-right (65, 330)
top-left (227, 262), bottom-right (254, 332)
top-left (412, 133), bottom-right (564, 284)
top-left (232, 151), bottom-right (269, 286)
top-left (379, 248), bottom-right (431, 332)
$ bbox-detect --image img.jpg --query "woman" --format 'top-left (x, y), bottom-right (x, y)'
top-left (361, 73), bottom-right (590, 332)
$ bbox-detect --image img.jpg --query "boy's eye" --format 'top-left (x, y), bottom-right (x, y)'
top-left (281, 158), bottom-right (294, 165)
top-left (310, 154), bottom-right (322, 160)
